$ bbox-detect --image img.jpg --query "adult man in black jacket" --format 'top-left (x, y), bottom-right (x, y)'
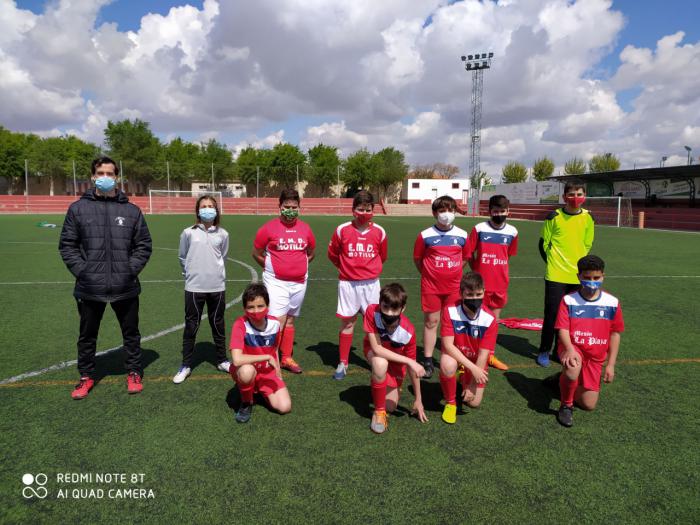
top-left (59, 157), bottom-right (152, 399)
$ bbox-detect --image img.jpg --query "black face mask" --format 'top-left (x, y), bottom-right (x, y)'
top-left (490, 214), bottom-right (507, 225)
top-left (380, 312), bottom-right (401, 326)
top-left (462, 299), bottom-right (482, 314)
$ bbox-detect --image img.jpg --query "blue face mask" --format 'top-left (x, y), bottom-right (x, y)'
top-left (580, 279), bottom-right (602, 293)
top-left (198, 208), bottom-right (217, 222)
top-left (95, 176), bottom-right (116, 192)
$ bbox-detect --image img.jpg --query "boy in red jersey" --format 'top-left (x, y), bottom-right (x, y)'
top-left (555, 255), bottom-right (624, 428)
top-left (328, 190), bottom-right (388, 380)
top-left (229, 283), bottom-right (291, 424)
top-left (363, 283), bottom-right (428, 434)
top-left (413, 195), bottom-right (470, 379)
top-left (253, 189), bottom-right (316, 374)
top-left (465, 194), bottom-right (518, 371)
top-left (439, 273), bottom-right (496, 424)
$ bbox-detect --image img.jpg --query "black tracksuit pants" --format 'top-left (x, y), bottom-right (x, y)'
top-left (538, 280), bottom-right (580, 355)
top-left (182, 291), bottom-right (227, 367)
top-left (77, 296), bottom-right (143, 378)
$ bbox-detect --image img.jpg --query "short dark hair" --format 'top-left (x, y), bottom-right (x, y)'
top-left (578, 255), bottom-right (605, 273)
top-left (352, 190), bottom-right (374, 209)
top-left (432, 195), bottom-right (457, 213)
top-left (489, 194), bottom-right (509, 210)
top-left (195, 194), bottom-right (220, 227)
top-left (242, 283), bottom-right (269, 308)
top-left (379, 282), bottom-right (408, 310)
top-left (279, 189), bottom-right (300, 206)
top-left (460, 272), bottom-right (484, 293)
top-left (564, 179), bottom-right (586, 194)
top-left (91, 156), bottom-right (119, 176)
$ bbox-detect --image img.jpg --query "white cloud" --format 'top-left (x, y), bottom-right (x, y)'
top-left (231, 130), bottom-right (285, 158)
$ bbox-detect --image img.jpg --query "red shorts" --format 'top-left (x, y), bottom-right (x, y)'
top-left (557, 347), bottom-right (604, 392)
top-left (484, 291), bottom-right (507, 310)
top-left (363, 346), bottom-right (407, 388)
top-left (421, 291), bottom-right (460, 313)
top-left (230, 365), bottom-right (286, 397)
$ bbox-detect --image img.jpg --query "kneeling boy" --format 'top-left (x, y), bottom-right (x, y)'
top-left (364, 283), bottom-right (428, 434)
top-left (229, 283), bottom-right (292, 423)
top-left (439, 273), bottom-right (496, 424)
top-left (555, 255), bottom-right (624, 427)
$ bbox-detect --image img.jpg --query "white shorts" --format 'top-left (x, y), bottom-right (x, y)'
top-left (262, 272), bottom-right (308, 317)
top-left (336, 278), bottom-right (380, 319)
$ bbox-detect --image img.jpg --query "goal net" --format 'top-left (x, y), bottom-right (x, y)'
top-left (585, 196), bottom-right (633, 227)
top-left (148, 190), bottom-right (224, 214)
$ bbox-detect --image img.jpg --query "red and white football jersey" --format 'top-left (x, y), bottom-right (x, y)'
top-left (362, 303), bottom-right (417, 359)
top-left (327, 221), bottom-right (387, 281)
top-left (413, 225), bottom-right (469, 294)
top-left (229, 315), bottom-right (281, 372)
top-left (254, 217), bottom-right (316, 283)
top-left (465, 221), bottom-right (518, 293)
top-left (555, 291), bottom-right (624, 360)
top-left (440, 302), bottom-right (498, 360)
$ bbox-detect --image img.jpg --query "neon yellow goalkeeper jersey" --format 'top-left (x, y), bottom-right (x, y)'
top-left (540, 208), bottom-right (595, 284)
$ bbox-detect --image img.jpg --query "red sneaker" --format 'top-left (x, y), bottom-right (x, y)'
top-left (71, 376), bottom-right (94, 399)
top-left (127, 372), bottom-right (143, 394)
top-left (280, 357), bottom-right (303, 374)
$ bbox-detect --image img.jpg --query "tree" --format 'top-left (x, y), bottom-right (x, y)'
top-left (589, 153), bottom-right (620, 173)
top-left (470, 171), bottom-right (492, 189)
top-left (306, 144), bottom-right (340, 196)
top-left (409, 162), bottom-right (460, 179)
top-left (233, 146), bottom-right (271, 185)
top-left (0, 127), bottom-right (35, 194)
top-left (374, 147), bottom-right (408, 199)
top-left (104, 119), bottom-right (162, 191)
top-left (164, 137), bottom-right (200, 190)
top-left (342, 148), bottom-right (377, 192)
top-left (63, 135), bottom-right (100, 189)
top-left (268, 143), bottom-right (307, 189)
top-left (199, 139), bottom-right (234, 184)
top-left (28, 137), bottom-right (69, 196)
top-left (501, 161), bottom-right (528, 183)
top-left (564, 157), bottom-right (587, 175)
top-left (532, 156), bottom-right (555, 181)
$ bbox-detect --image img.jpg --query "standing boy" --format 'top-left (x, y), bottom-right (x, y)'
top-left (253, 189), bottom-right (316, 374)
top-left (328, 190), bottom-right (388, 379)
top-left (363, 283), bottom-right (427, 434)
top-left (59, 156), bottom-right (152, 399)
top-left (439, 273), bottom-right (496, 424)
top-left (413, 195), bottom-right (470, 379)
top-left (537, 179), bottom-right (594, 367)
top-left (465, 194), bottom-right (518, 371)
top-left (555, 255), bottom-right (624, 427)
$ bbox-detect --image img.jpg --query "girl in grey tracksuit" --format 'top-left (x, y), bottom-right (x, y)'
top-left (173, 195), bottom-right (230, 383)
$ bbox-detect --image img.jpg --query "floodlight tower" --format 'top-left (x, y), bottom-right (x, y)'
top-left (461, 52), bottom-right (493, 186)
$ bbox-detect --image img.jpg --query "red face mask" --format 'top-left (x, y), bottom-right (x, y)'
top-left (353, 210), bottom-right (374, 224)
top-left (566, 196), bottom-right (586, 208)
top-left (246, 308), bottom-right (268, 323)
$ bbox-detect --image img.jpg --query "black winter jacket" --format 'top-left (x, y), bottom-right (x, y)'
top-left (59, 189), bottom-right (152, 302)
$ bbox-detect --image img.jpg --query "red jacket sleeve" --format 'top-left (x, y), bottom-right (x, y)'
top-left (379, 230), bottom-right (388, 263)
top-left (405, 331), bottom-right (417, 360)
top-left (307, 225), bottom-right (316, 252)
top-left (413, 233), bottom-right (424, 261)
top-left (554, 298), bottom-right (570, 331)
top-left (439, 306), bottom-right (454, 338)
top-left (327, 227), bottom-right (341, 268)
top-left (612, 303), bottom-right (624, 332)
top-left (509, 233), bottom-right (518, 257)
top-left (253, 224), bottom-right (268, 250)
top-left (363, 304), bottom-right (378, 334)
top-left (229, 318), bottom-right (246, 350)
top-left (480, 319), bottom-right (498, 352)
top-left (465, 226), bottom-right (478, 261)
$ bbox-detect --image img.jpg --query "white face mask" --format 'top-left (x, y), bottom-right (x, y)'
top-left (437, 211), bottom-right (455, 226)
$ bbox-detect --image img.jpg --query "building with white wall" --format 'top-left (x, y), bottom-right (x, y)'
top-left (400, 178), bottom-right (471, 203)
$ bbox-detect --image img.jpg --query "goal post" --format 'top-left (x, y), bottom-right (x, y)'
top-left (585, 196), bottom-right (633, 227)
top-left (148, 190), bottom-right (224, 214)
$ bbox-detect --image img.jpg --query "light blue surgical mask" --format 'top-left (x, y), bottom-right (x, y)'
top-left (580, 279), bottom-right (602, 293)
top-left (95, 176), bottom-right (116, 192)
top-left (198, 208), bottom-right (217, 222)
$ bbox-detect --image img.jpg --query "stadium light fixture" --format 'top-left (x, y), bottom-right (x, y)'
top-left (684, 145), bottom-right (692, 165)
top-left (660, 155), bottom-right (668, 168)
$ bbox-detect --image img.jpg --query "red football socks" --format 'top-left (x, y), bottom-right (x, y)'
top-left (239, 382), bottom-right (254, 404)
top-left (560, 373), bottom-right (578, 406)
top-left (371, 377), bottom-right (387, 412)
top-left (280, 325), bottom-right (295, 361)
top-left (440, 373), bottom-right (457, 405)
top-left (338, 332), bottom-right (353, 365)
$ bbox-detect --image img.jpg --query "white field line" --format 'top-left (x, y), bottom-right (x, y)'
top-left (0, 252), bottom-right (258, 385)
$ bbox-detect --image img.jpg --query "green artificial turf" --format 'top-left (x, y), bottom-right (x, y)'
top-left (0, 213), bottom-right (698, 524)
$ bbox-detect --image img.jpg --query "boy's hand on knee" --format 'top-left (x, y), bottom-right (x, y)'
top-left (561, 350), bottom-right (579, 368)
